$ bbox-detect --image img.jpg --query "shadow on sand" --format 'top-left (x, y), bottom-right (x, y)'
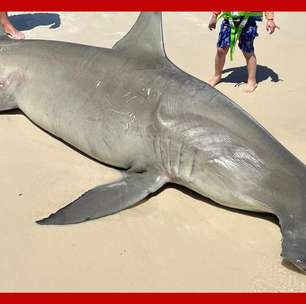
top-left (9, 13), bottom-right (61, 31)
top-left (222, 64), bottom-right (282, 85)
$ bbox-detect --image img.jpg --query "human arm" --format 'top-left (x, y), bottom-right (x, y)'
top-left (265, 12), bottom-right (280, 34)
top-left (208, 12), bottom-right (220, 31)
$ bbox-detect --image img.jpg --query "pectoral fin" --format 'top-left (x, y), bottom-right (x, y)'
top-left (36, 170), bottom-right (167, 225)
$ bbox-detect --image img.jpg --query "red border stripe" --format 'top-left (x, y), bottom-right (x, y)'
top-left (2, 0), bottom-right (306, 11)
top-left (1, 293), bottom-right (306, 304)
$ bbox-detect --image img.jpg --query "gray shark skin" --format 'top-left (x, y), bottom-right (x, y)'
top-left (0, 12), bottom-right (306, 272)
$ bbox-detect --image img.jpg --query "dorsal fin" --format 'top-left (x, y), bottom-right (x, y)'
top-left (112, 12), bottom-right (166, 60)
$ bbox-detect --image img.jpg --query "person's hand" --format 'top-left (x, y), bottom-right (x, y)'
top-left (208, 14), bottom-right (218, 31)
top-left (266, 19), bottom-right (280, 34)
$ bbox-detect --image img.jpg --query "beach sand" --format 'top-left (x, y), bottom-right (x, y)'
top-left (1, 12), bottom-right (306, 291)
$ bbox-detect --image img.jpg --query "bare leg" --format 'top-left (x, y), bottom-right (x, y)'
top-left (0, 12), bottom-right (25, 39)
top-left (242, 51), bottom-right (257, 93)
top-left (209, 47), bottom-right (229, 87)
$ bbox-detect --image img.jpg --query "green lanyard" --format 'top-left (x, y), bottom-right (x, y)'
top-left (217, 12), bottom-right (263, 60)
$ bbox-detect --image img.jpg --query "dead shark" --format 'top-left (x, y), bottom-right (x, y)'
top-left (0, 12), bottom-right (306, 272)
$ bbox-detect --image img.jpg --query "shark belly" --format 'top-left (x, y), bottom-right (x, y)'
top-left (14, 52), bottom-right (144, 168)
top-left (15, 54), bottom-right (161, 169)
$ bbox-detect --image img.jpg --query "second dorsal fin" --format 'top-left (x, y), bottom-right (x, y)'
top-left (112, 12), bottom-right (166, 61)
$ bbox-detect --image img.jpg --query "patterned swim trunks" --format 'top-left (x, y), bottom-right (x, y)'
top-left (217, 17), bottom-right (259, 54)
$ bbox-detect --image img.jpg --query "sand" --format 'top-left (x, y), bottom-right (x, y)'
top-left (0, 12), bottom-right (306, 291)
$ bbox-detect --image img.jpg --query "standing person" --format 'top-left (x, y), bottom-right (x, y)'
top-left (208, 12), bottom-right (279, 92)
top-left (0, 12), bottom-right (25, 39)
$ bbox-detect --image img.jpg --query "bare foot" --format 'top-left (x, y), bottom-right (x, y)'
top-left (243, 82), bottom-right (258, 93)
top-left (3, 24), bottom-right (25, 39)
top-left (208, 75), bottom-right (221, 87)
